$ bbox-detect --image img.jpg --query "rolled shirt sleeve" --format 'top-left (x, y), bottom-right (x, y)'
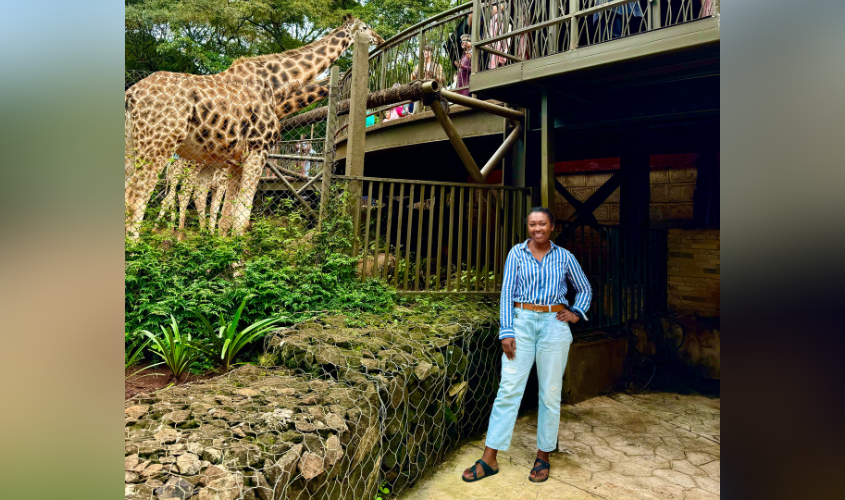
top-left (498, 248), bottom-right (519, 339)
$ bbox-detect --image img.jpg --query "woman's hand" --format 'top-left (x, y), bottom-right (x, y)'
top-left (502, 338), bottom-right (516, 361)
top-left (556, 309), bottom-right (580, 324)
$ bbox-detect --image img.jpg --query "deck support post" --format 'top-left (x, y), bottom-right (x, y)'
top-left (319, 66), bottom-right (340, 226)
top-left (619, 128), bottom-right (650, 317)
top-left (429, 99), bottom-right (486, 185)
top-left (347, 32), bottom-right (369, 256)
top-left (415, 30), bottom-right (426, 114)
top-left (480, 123), bottom-right (523, 179)
top-left (540, 89), bottom-right (556, 209)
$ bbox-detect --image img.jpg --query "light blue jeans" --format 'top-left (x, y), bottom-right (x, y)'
top-left (485, 308), bottom-right (573, 452)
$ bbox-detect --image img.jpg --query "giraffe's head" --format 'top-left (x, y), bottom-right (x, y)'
top-left (344, 15), bottom-right (386, 46)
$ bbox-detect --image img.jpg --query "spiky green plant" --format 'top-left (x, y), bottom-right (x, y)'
top-left (125, 334), bottom-right (149, 370)
top-left (142, 315), bottom-right (201, 379)
top-left (194, 297), bottom-right (285, 371)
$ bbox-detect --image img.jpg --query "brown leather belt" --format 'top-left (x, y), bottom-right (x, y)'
top-left (514, 302), bottom-right (566, 313)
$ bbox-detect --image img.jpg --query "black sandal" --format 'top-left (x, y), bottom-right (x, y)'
top-left (461, 459), bottom-right (499, 482)
top-left (529, 458), bottom-right (550, 483)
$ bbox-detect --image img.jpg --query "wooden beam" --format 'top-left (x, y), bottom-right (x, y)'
top-left (554, 179), bottom-right (584, 209)
top-left (568, 173), bottom-right (623, 227)
top-left (276, 171), bottom-right (318, 220)
top-left (266, 163), bottom-right (309, 180)
top-left (429, 99), bottom-right (485, 185)
top-left (440, 89), bottom-right (525, 121)
top-left (480, 123), bottom-right (522, 179)
top-left (476, 45), bottom-right (524, 62)
top-left (296, 173), bottom-right (323, 195)
top-left (347, 32), bottom-right (369, 257)
top-left (320, 66), bottom-right (340, 222)
top-left (415, 29), bottom-right (426, 114)
top-left (268, 154), bottom-right (324, 162)
top-left (470, 0), bottom-right (481, 77)
top-left (346, 31), bottom-right (369, 178)
top-left (540, 90), bottom-right (555, 209)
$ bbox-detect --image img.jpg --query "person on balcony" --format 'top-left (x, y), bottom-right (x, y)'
top-left (383, 84), bottom-right (408, 121)
top-left (593, 0), bottom-right (644, 40)
top-left (487, 4), bottom-right (510, 69)
top-left (447, 13), bottom-right (471, 72)
top-left (411, 44), bottom-right (445, 86)
top-left (456, 34), bottom-right (472, 96)
top-left (462, 207), bottom-right (592, 484)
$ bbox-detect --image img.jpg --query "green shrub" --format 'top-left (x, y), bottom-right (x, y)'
top-left (142, 314), bottom-right (202, 379)
top-left (125, 186), bottom-right (397, 336)
top-left (124, 332), bottom-right (149, 370)
top-left (194, 296), bottom-right (285, 371)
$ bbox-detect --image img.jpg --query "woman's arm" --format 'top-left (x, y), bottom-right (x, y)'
top-left (567, 252), bottom-right (593, 320)
top-left (499, 248), bottom-right (519, 339)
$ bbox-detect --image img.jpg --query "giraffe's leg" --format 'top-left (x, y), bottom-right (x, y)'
top-left (125, 153), bottom-right (135, 193)
top-left (157, 159), bottom-right (181, 225)
top-left (217, 170), bottom-right (241, 236)
top-left (207, 168), bottom-right (228, 233)
top-left (229, 153), bottom-right (266, 236)
top-left (194, 166), bottom-right (215, 231)
top-left (126, 156), bottom-right (168, 240)
top-left (177, 163), bottom-right (199, 233)
top-left (124, 106), bottom-right (136, 193)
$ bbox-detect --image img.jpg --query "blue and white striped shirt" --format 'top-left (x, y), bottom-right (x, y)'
top-left (499, 239), bottom-right (593, 340)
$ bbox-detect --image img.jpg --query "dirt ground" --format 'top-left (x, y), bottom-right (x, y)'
top-left (125, 364), bottom-right (219, 400)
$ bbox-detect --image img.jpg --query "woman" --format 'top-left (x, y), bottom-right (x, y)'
top-left (455, 34), bottom-right (472, 96)
top-left (411, 44), bottom-right (445, 86)
top-left (462, 207), bottom-right (592, 483)
top-left (487, 4), bottom-right (510, 69)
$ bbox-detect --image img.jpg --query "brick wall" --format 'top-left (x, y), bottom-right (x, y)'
top-left (667, 229), bottom-right (720, 317)
top-left (552, 155), bottom-right (698, 225)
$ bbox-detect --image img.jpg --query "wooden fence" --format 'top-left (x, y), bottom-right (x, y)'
top-left (334, 175), bottom-right (531, 294)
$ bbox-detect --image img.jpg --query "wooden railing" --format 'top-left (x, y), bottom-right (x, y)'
top-left (471, 0), bottom-right (719, 73)
top-left (339, 3), bottom-right (474, 106)
top-left (334, 175), bottom-right (532, 294)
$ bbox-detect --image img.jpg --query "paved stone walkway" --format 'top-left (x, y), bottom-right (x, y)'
top-left (399, 392), bottom-right (720, 500)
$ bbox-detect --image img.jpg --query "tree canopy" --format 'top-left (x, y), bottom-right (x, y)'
top-left (126, 0), bottom-right (458, 75)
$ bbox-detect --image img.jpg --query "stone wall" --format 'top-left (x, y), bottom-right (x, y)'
top-left (667, 228), bottom-right (720, 317)
top-left (125, 303), bottom-right (501, 500)
top-left (552, 155), bottom-right (698, 225)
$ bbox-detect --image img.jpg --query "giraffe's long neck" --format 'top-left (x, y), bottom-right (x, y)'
top-left (222, 22), bottom-right (355, 106)
top-left (275, 81), bottom-right (329, 119)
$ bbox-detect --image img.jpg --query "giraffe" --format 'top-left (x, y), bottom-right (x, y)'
top-left (155, 81), bottom-right (330, 234)
top-left (125, 16), bottom-right (383, 239)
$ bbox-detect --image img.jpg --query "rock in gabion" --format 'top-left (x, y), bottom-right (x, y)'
top-left (125, 300), bottom-right (500, 499)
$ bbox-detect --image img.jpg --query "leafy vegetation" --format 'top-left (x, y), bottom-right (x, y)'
top-left (374, 480), bottom-right (392, 500)
top-left (194, 296), bottom-right (286, 371)
top-left (125, 332), bottom-right (150, 370)
top-left (142, 314), bottom-right (203, 379)
top-left (125, 184), bottom-right (502, 380)
top-left (126, 0), bottom-right (459, 74)
top-left (126, 184), bottom-right (397, 337)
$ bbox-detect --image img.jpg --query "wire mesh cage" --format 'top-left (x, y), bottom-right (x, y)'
top-left (125, 63), bottom-right (511, 500)
top-left (125, 303), bottom-right (505, 500)
top-left (125, 69), bottom-right (333, 243)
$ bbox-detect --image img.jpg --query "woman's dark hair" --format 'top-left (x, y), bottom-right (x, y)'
top-left (527, 206), bottom-right (555, 225)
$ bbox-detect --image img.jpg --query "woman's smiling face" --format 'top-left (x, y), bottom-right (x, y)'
top-left (527, 212), bottom-right (552, 245)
